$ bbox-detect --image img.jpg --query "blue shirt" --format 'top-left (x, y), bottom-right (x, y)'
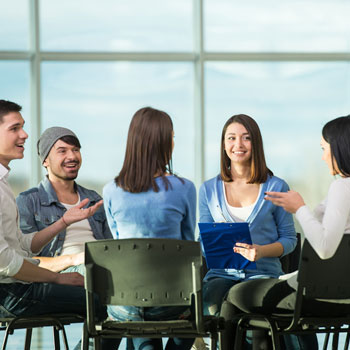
top-left (199, 174), bottom-right (297, 280)
top-left (103, 175), bottom-right (196, 241)
top-left (16, 176), bottom-right (112, 257)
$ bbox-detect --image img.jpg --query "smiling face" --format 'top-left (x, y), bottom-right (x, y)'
top-left (224, 122), bottom-right (252, 166)
top-left (321, 136), bottom-right (339, 175)
top-left (0, 112), bottom-right (28, 168)
top-left (43, 139), bottom-right (82, 181)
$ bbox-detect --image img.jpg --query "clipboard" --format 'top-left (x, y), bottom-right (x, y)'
top-left (198, 222), bottom-right (257, 270)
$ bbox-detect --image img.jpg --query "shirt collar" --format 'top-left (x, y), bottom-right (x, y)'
top-left (0, 163), bottom-right (10, 180)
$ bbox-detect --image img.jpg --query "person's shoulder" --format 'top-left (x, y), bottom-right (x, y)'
top-left (264, 175), bottom-right (290, 191)
top-left (103, 180), bottom-right (118, 194)
top-left (76, 183), bottom-right (101, 200)
top-left (266, 175), bottom-right (288, 186)
top-left (169, 175), bottom-right (195, 190)
top-left (330, 176), bottom-right (350, 192)
top-left (200, 174), bottom-right (221, 190)
top-left (17, 186), bottom-right (39, 199)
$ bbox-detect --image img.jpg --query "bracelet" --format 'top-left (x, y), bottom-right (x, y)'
top-left (61, 216), bottom-right (69, 227)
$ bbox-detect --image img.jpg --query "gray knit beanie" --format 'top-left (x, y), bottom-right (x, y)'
top-left (37, 127), bottom-right (79, 163)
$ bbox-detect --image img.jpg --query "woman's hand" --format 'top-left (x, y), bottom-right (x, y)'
top-left (234, 243), bottom-right (262, 261)
top-left (62, 198), bottom-right (103, 226)
top-left (264, 190), bottom-right (305, 214)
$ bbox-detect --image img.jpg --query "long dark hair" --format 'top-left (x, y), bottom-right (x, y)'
top-left (322, 115), bottom-right (350, 177)
top-left (115, 107), bottom-right (175, 193)
top-left (220, 114), bottom-right (273, 183)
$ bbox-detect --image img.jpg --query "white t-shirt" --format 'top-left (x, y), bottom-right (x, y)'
top-left (60, 195), bottom-right (96, 255)
top-left (223, 182), bottom-right (262, 222)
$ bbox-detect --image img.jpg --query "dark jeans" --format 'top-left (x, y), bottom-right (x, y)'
top-left (221, 278), bottom-right (350, 350)
top-left (0, 282), bottom-right (106, 319)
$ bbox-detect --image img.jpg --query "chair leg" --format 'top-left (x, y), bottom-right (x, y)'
top-left (269, 324), bottom-right (281, 350)
top-left (344, 331), bottom-right (350, 350)
top-left (94, 336), bottom-right (101, 350)
top-left (323, 333), bottom-right (330, 350)
top-left (60, 326), bottom-right (70, 350)
top-left (81, 321), bottom-right (89, 350)
top-left (210, 333), bottom-right (217, 350)
top-left (53, 326), bottom-right (61, 350)
top-left (2, 326), bottom-right (13, 350)
top-left (332, 332), bottom-right (339, 350)
top-left (234, 322), bottom-right (246, 350)
top-left (24, 328), bottom-right (33, 350)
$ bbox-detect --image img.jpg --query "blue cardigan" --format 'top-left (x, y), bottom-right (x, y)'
top-left (103, 175), bottom-right (196, 241)
top-left (199, 174), bottom-right (297, 280)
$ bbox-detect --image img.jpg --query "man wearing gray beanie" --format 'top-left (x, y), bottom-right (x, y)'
top-left (16, 126), bottom-right (112, 274)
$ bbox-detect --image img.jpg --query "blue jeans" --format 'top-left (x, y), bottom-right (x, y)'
top-left (203, 277), bottom-right (239, 316)
top-left (0, 282), bottom-right (107, 319)
top-left (108, 305), bottom-right (194, 350)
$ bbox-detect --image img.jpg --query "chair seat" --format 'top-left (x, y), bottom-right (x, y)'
top-left (240, 313), bottom-right (350, 332)
top-left (97, 316), bottom-right (224, 337)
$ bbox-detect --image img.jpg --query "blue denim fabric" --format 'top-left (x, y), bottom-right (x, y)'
top-left (62, 264), bottom-right (85, 275)
top-left (108, 305), bottom-right (194, 350)
top-left (16, 176), bottom-right (112, 257)
top-left (0, 282), bottom-right (106, 320)
top-left (203, 277), bottom-right (239, 316)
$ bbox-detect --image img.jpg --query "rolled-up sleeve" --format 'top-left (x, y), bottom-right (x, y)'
top-left (0, 216), bottom-right (36, 277)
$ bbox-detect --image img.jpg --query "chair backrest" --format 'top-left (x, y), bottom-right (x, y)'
top-left (280, 232), bottom-right (301, 274)
top-left (85, 238), bottom-right (202, 307)
top-left (297, 234), bottom-right (350, 300)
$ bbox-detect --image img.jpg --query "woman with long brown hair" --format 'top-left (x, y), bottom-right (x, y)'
top-left (199, 114), bottom-right (297, 349)
top-left (103, 107), bottom-right (196, 350)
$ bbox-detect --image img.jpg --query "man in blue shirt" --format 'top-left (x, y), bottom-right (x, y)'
top-left (16, 126), bottom-right (112, 273)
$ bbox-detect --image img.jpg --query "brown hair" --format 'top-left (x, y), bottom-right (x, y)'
top-left (0, 100), bottom-right (22, 123)
top-left (220, 114), bottom-right (273, 183)
top-left (116, 107), bottom-right (176, 193)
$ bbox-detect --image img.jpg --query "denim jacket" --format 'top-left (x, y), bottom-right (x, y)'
top-left (16, 176), bottom-right (112, 257)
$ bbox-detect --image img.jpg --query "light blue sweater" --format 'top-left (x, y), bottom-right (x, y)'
top-left (103, 175), bottom-right (196, 241)
top-left (199, 174), bottom-right (297, 280)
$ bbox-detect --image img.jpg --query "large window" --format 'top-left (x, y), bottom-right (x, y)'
top-left (1, 0), bottom-right (350, 200)
top-left (41, 62), bottom-right (194, 192)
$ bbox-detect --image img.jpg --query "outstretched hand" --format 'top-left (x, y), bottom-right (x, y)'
top-left (234, 242), bottom-right (261, 261)
top-left (63, 198), bottom-right (103, 226)
top-left (264, 190), bottom-right (305, 214)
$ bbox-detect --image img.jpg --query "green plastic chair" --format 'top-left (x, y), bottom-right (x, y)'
top-left (234, 235), bottom-right (350, 350)
top-left (83, 238), bottom-right (224, 350)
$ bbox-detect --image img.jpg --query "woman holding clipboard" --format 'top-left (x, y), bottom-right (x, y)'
top-left (199, 114), bottom-right (297, 349)
top-left (103, 107), bottom-right (196, 350)
top-left (226, 115), bottom-right (350, 349)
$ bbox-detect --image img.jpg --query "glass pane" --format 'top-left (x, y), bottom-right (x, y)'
top-left (205, 62), bottom-right (350, 207)
top-left (40, 0), bottom-right (192, 52)
top-left (0, 0), bottom-right (29, 50)
top-left (0, 61), bottom-right (31, 195)
top-left (41, 62), bottom-right (194, 194)
top-left (205, 0), bottom-right (350, 52)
